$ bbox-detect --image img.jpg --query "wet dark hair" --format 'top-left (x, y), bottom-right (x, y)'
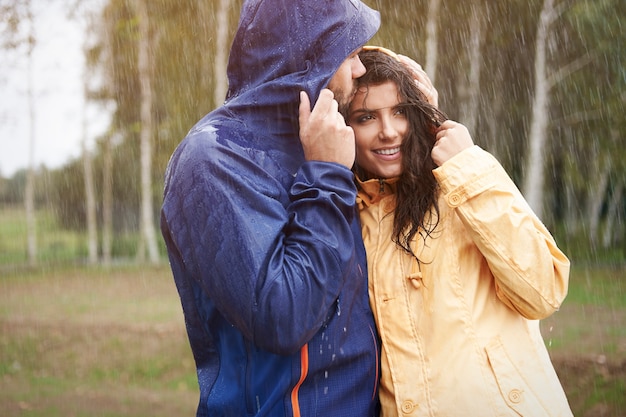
top-left (352, 48), bottom-right (447, 260)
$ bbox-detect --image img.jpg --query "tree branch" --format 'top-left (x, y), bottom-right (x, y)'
top-left (547, 51), bottom-right (595, 90)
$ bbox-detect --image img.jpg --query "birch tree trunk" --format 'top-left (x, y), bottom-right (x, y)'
top-left (82, 51), bottom-right (98, 265)
top-left (424, 0), bottom-right (441, 85)
top-left (602, 129), bottom-right (624, 248)
top-left (81, 127), bottom-right (97, 264)
top-left (135, 0), bottom-right (159, 264)
top-left (97, 7), bottom-right (114, 267)
top-left (213, 0), bottom-right (230, 107)
top-left (587, 161), bottom-right (609, 248)
top-left (102, 133), bottom-right (113, 266)
top-left (458, 2), bottom-right (484, 136)
top-left (563, 176), bottom-right (578, 238)
top-left (24, 0), bottom-right (37, 266)
top-left (562, 127), bottom-right (579, 238)
top-left (522, 0), bottom-right (595, 221)
top-left (522, 0), bottom-right (557, 219)
top-left (602, 182), bottom-right (623, 249)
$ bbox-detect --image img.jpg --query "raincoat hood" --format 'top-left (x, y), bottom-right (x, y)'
top-left (225, 0), bottom-right (380, 125)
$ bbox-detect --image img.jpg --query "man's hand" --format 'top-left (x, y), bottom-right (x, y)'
top-left (397, 54), bottom-right (438, 107)
top-left (299, 89), bottom-right (356, 169)
top-left (431, 120), bottom-right (474, 166)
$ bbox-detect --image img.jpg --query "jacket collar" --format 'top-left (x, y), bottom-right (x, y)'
top-left (356, 176), bottom-right (399, 208)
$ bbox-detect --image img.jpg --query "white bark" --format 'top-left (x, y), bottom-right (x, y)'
top-left (562, 128), bottom-right (579, 237)
top-left (82, 125), bottom-right (98, 264)
top-left (563, 176), bottom-right (578, 238)
top-left (213, 0), bottom-right (230, 107)
top-left (25, 0), bottom-right (37, 266)
top-left (602, 183), bottom-right (623, 249)
top-left (424, 0), bottom-right (441, 86)
top-left (135, 0), bottom-right (159, 264)
top-left (458, 3), bottom-right (484, 136)
top-left (587, 159), bottom-right (609, 247)
top-left (97, 7), bottom-right (114, 267)
top-left (102, 133), bottom-right (113, 266)
top-left (82, 40), bottom-right (98, 265)
top-left (521, 0), bottom-right (558, 219)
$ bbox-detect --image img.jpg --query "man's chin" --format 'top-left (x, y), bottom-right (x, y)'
top-left (338, 100), bottom-right (350, 120)
top-left (331, 83), bottom-right (358, 119)
top-left (338, 92), bottom-right (356, 118)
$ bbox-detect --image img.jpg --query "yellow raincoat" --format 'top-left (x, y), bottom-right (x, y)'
top-left (358, 146), bottom-right (572, 416)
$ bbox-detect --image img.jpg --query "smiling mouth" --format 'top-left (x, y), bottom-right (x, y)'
top-left (374, 147), bottom-right (400, 155)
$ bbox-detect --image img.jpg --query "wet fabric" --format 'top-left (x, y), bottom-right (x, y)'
top-left (160, 0), bottom-right (380, 416)
top-left (358, 146), bottom-right (572, 416)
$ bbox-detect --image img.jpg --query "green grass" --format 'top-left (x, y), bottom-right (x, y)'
top-left (0, 264), bottom-right (623, 416)
top-left (585, 376), bottom-right (626, 412)
top-left (565, 266), bottom-right (626, 308)
top-left (539, 264), bottom-right (626, 416)
top-left (542, 265), bottom-right (626, 357)
top-left (542, 264), bottom-right (626, 359)
top-left (0, 206), bottom-right (159, 266)
top-left (0, 265), bottom-right (198, 417)
top-left (0, 207), bottom-right (86, 265)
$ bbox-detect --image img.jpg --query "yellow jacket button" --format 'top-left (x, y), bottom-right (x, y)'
top-left (401, 400), bottom-right (415, 413)
top-left (448, 193), bottom-right (462, 206)
top-left (508, 389), bottom-right (523, 403)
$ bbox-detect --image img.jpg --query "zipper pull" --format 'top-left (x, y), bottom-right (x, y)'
top-left (407, 272), bottom-right (423, 289)
top-left (379, 179), bottom-right (385, 194)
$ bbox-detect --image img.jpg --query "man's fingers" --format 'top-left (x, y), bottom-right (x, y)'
top-left (397, 54), bottom-right (438, 106)
top-left (299, 88), bottom-right (354, 168)
top-left (306, 89), bottom-right (342, 124)
top-left (299, 91), bottom-right (311, 127)
top-left (315, 89), bottom-right (335, 117)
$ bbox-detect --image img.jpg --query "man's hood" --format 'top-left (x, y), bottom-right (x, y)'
top-left (223, 0), bottom-right (380, 126)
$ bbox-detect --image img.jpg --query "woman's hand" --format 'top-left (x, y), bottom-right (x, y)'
top-left (432, 120), bottom-right (474, 166)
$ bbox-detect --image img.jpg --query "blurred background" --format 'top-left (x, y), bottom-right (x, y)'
top-left (0, 0), bottom-right (624, 416)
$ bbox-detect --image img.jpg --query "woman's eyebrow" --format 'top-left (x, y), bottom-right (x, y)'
top-left (349, 108), bottom-right (371, 117)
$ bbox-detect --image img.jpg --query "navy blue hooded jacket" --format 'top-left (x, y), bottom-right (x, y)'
top-left (160, 1), bottom-right (381, 416)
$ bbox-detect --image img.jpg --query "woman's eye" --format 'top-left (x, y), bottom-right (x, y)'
top-left (356, 114), bottom-right (374, 123)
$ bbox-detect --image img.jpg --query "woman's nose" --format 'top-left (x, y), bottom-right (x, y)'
top-left (378, 119), bottom-right (398, 141)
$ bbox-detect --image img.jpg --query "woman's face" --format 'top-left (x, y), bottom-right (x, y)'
top-left (349, 81), bottom-right (408, 179)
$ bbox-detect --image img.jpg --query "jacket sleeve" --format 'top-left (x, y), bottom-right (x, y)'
top-left (161, 132), bottom-right (361, 354)
top-left (433, 146), bottom-right (570, 320)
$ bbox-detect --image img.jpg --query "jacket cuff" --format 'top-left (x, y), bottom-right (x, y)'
top-left (433, 145), bottom-right (500, 207)
top-left (296, 160), bottom-right (358, 200)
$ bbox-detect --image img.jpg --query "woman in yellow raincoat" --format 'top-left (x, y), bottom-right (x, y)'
top-left (347, 46), bottom-right (573, 417)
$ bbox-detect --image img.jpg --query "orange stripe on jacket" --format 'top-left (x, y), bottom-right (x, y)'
top-left (290, 344), bottom-right (309, 417)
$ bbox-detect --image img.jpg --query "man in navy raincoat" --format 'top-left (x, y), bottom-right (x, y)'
top-left (160, 0), bottom-right (381, 416)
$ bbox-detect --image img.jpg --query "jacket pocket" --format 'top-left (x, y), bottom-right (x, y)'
top-left (485, 338), bottom-right (549, 416)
